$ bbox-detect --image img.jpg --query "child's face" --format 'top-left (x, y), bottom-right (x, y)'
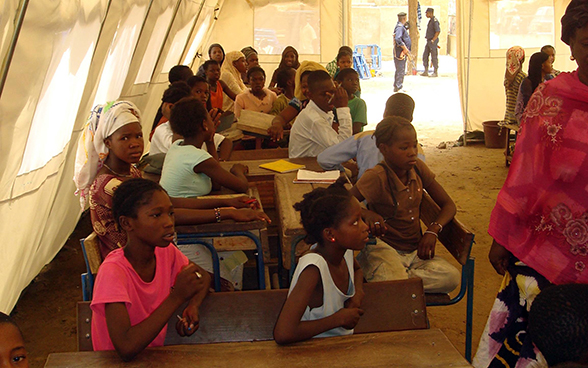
top-left (0, 323), bottom-right (28, 368)
top-left (249, 71), bottom-right (265, 93)
top-left (299, 73), bottom-right (310, 99)
top-left (340, 73), bottom-right (359, 96)
top-left (104, 122), bottom-right (144, 164)
top-left (308, 79), bottom-right (337, 113)
top-left (234, 57), bottom-right (247, 74)
top-left (205, 64), bottom-right (220, 82)
top-left (192, 82), bottom-right (210, 104)
top-left (246, 54), bottom-right (259, 69)
top-left (124, 190), bottom-right (175, 248)
top-left (337, 55), bottom-right (353, 69)
top-left (210, 47), bottom-right (224, 62)
top-left (379, 127), bottom-right (419, 172)
top-left (284, 51), bottom-right (296, 67)
top-left (330, 197), bottom-right (369, 251)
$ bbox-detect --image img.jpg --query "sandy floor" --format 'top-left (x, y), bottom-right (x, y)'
top-left (10, 57), bottom-right (509, 367)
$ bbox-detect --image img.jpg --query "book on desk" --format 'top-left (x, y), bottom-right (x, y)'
top-left (259, 159), bottom-right (305, 173)
top-left (236, 110), bottom-right (274, 136)
top-left (293, 169), bottom-right (340, 184)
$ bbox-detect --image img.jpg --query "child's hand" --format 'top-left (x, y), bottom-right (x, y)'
top-left (230, 163), bottom-right (249, 176)
top-left (176, 305), bottom-right (200, 337)
top-left (209, 108), bottom-right (222, 129)
top-left (489, 240), bottom-right (511, 276)
top-left (228, 208), bottom-right (271, 223)
top-left (417, 232), bottom-right (437, 260)
top-left (172, 264), bottom-right (209, 303)
top-left (363, 210), bottom-right (388, 237)
top-left (336, 307), bottom-right (364, 330)
top-left (267, 122), bottom-right (284, 141)
top-left (333, 85), bottom-right (349, 108)
top-left (224, 196), bottom-right (260, 209)
top-left (344, 290), bottom-right (365, 309)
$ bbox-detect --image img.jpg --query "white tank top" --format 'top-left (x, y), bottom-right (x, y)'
top-left (288, 247), bottom-right (356, 338)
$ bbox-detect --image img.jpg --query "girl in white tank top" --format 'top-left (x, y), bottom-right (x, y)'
top-left (273, 181), bottom-right (370, 344)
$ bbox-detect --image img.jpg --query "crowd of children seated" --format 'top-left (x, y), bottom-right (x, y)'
top-left (7, 16), bottom-right (584, 364)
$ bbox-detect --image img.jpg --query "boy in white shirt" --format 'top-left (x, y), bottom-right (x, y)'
top-left (288, 70), bottom-right (352, 158)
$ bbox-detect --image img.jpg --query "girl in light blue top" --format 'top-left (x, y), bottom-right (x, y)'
top-left (160, 97), bottom-right (249, 198)
top-left (274, 180), bottom-right (368, 344)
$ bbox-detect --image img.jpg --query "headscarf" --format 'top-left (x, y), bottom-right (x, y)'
top-left (504, 46), bottom-right (525, 88)
top-left (208, 43), bottom-right (225, 66)
top-left (561, 0), bottom-right (588, 45)
top-left (241, 46), bottom-right (258, 61)
top-left (74, 101), bottom-right (142, 208)
top-left (220, 51), bottom-right (247, 92)
top-left (294, 60), bottom-right (327, 100)
top-left (278, 46), bottom-right (300, 70)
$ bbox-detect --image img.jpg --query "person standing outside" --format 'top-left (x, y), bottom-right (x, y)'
top-left (394, 12), bottom-right (411, 92)
top-left (421, 8), bottom-right (440, 77)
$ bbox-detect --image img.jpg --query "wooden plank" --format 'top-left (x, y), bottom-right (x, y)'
top-left (235, 110), bottom-right (274, 136)
top-left (220, 157), bottom-right (323, 178)
top-left (229, 148), bottom-right (289, 161)
top-left (50, 329), bottom-right (471, 367)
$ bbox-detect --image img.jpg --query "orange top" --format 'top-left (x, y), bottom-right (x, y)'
top-left (210, 80), bottom-right (223, 109)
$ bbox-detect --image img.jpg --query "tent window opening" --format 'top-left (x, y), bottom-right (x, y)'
top-left (183, 9), bottom-right (213, 65)
top-left (93, 5), bottom-right (148, 107)
top-left (162, 12), bottom-right (199, 71)
top-left (17, 19), bottom-right (101, 176)
top-left (254, 0), bottom-right (321, 55)
top-left (135, 7), bottom-right (175, 84)
top-left (489, 0), bottom-right (554, 50)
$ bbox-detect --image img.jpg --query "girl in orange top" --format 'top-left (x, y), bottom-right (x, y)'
top-left (203, 60), bottom-right (235, 110)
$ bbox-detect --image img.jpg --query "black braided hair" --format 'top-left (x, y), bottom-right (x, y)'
top-left (169, 97), bottom-right (208, 138)
top-left (528, 284), bottom-right (588, 366)
top-left (168, 65), bottom-right (193, 84)
top-left (161, 81), bottom-right (192, 103)
top-left (561, 0), bottom-right (588, 45)
top-left (112, 178), bottom-right (166, 229)
top-left (293, 179), bottom-right (353, 245)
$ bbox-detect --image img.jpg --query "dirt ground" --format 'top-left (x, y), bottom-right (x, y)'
top-left (10, 58), bottom-right (509, 367)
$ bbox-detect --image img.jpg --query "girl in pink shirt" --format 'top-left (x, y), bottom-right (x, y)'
top-left (90, 178), bottom-right (210, 360)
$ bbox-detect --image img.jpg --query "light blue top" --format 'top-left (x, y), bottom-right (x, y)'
top-left (317, 130), bottom-right (426, 179)
top-left (160, 140), bottom-right (212, 198)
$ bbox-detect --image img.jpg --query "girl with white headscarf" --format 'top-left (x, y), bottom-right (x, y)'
top-left (74, 101), bottom-right (144, 259)
top-left (220, 51), bottom-right (247, 112)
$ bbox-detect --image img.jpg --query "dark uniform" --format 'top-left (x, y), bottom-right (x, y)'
top-left (423, 14), bottom-right (440, 75)
top-left (394, 20), bottom-right (411, 92)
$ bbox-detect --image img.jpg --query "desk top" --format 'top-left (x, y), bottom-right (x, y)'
top-left (220, 157), bottom-right (322, 178)
top-left (45, 329), bottom-right (471, 368)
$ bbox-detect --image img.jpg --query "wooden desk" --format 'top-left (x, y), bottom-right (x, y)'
top-left (274, 172), bottom-right (329, 270)
top-left (46, 329), bottom-right (471, 367)
top-left (220, 157), bottom-right (323, 180)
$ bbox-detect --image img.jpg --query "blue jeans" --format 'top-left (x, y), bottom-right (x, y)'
top-left (394, 57), bottom-right (406, 91)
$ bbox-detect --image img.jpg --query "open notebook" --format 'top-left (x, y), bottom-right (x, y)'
top-left (293, 169), bottom-right (340, 184)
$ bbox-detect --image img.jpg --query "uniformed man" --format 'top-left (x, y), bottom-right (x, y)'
top-left (394, 12), bottom-right (411, 92)
top-left (421, 8), bottom-right (440, 77)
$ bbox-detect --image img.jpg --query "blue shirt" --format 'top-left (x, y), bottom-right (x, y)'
top-left (426, 17), bottom-right (440, 40)
top-left (394, 22), bottom-right (411, 58)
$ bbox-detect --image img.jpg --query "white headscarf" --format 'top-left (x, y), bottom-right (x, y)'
top-left (73, 101), bottom-right (142, 208)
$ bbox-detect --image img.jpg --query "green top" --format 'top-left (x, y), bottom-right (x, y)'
top-left (348, 96), bottom-right (368, 129)
top-left (270, 94), bottom-right (290, 116)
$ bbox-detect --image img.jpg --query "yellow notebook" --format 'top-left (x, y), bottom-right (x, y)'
top-left (259, 160), bottom-right (305, 173)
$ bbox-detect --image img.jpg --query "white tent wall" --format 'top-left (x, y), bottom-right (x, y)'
top-left (457, 0), bottom-right (575, 132)
top-left (203, 0), bottom-right (351, 86)
top-left (0, 0), bottom-right (222, 313)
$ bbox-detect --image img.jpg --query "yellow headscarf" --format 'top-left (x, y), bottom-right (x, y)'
top-left (220, 50), bottom-right (246, 92)
top-left (294, 60), bottom-right (327, 100)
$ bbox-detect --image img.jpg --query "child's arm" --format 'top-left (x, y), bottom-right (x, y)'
top-left (348, 186), bottom-right (388, 237)
top-left (273, 266), bottom-right (364, 345)
top-left (219, 80), bottom-right (237, 101)
top-left (418, 178), bottom-right (457, 260)
top-left (317, 136), bottom-right (358, 172)
top-left (176, 264), bottom-right (211, 336)
top-left (268, 105), bottom-right (298, 141)
top-left (104, 263), bottom-right (206, 361)
top-left (194, 158), bottom-right (249, 193)
top-left (217, 138), bottom-right (233, 161)
top-left (172, 207), bottom-right (270, 225)
top-left (344, 259), bottom-right (365, 309)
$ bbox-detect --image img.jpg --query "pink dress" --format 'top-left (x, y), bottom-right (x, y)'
top-left (90, 245), bottom-right (189, 350)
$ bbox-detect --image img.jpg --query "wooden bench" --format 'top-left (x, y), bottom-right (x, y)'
top-left (77, 278), bottom-right (427, 351)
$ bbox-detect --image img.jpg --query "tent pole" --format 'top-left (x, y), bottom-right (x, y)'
top-left (463, 0), bottom-right (474, 147)
top-left (0, 0), bottom-right (30, 98)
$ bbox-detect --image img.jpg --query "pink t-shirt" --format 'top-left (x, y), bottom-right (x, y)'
top-left (90, 245), bottom-right (189, 350)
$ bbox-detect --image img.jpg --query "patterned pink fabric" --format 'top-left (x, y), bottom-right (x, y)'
top-left (489, 71), bottom-right (588, 284)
